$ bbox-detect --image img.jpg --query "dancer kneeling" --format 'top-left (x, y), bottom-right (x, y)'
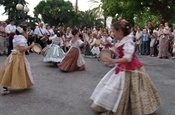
top-left (58, 28), bottom-right (87, 72)
top-left (43, 31), bottom-right (65, 63)
top-left (90, 19), bottom-right (161, 115)
top-left (0, 26), bottom-right (35, 95)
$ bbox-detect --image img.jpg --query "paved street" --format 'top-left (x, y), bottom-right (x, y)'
top-left (0, 53), bottom-right (175, 115)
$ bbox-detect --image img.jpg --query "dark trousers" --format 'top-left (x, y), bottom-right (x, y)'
top-left (7, 37), bottom-right (13, 56)
top-left (154, 40), bottom-right (159, 56)
top-left (36, 37), bottom-right (46, 49)
top-left (28, 37), bottom-right (35, 45)
top-left (28, 37), bottom-right (35, 51)
top-left (141, 41), bottom-right (149, 55)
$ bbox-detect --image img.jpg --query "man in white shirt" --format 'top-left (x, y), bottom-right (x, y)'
top-left (64, 27), bottom-right (72, 52)
top-left (46, 24), bottom-right (55, 44)
top-left (34, 23), bottom-right (47, 49)
top-left (27, 25), bottom-right (34, 52)
top-left (5, 20), bottom-right (16, 55)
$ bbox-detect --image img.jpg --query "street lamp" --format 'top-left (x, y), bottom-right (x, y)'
top-left (16, 0), bottom-right (29, 20)
top-left (16, 4), bottom-right (23, 10)
top-left (24, 6), bottom-right (29, 12)
top-left (75, 0), bottom-right (78, 12)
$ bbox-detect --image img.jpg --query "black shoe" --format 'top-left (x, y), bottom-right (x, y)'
top-left (1, 87), bottom-right (10, 95)
top-left (163, 56), bottom-right (169, 59)
top-left (3, 51), bottom-right (6, 55)
top-left (25, 51), bottom-right (29, 55)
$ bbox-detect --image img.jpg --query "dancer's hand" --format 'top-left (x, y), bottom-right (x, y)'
top-left (103, 57), bottom-right (115, 64)
top-left (30, 42), bottom-right (35, 48)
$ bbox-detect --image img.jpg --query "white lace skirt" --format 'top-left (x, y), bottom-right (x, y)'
top-left (90, 67), bottom-right (125, 112)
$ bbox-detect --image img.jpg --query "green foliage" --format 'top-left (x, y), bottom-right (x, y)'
top-left (134, 9), bottom-right (161, 28)
top-left (34, 0), bottom-right (104, 28)
top-left (0, 0), bottom-right (38, 26)
top-left (0, 0), bottom-right (19, 20)
top-left (101, 0), bottom-right (175, 26)
top-left (34, 0), bottom-right (74, 26)
top-left (76, 10), bottom-right (104, 28)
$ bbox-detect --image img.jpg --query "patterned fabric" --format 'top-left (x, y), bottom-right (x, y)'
top-left (90, 35), bottom-right (161, 115)
top-left (0, 52), bottom-right (33, 89)
top-left (115, 44), bottom-right (143, 74)
top-left (58, 38), bottom-right (85, 72)
top-left (0, 35), bottom-right (33, 89)
top-left (90, 67), bottom-right (161, 115)
top-left (90, 67), bottom-right (125, 112)
top-left (58, 47), bottom-right (85, 72)
top-left (43, 44), bottom-right (65, 63)
top-left (158, 36), bottom-right (169, 57)
top-left (0, 36), bottom-right (6, 54)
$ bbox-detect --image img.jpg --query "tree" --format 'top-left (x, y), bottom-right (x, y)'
top-left (134, 9), bottom-right (161, 28)
top-left (89, 0), bottom-right (103, 18)
top-left (76, 10), bottom-right (104, 28)
top-left (0, 0), bottom-right (37, 26)
top-left (34, 0), bottom-right (75, 26)
top-left (0, 0), bottom-right (18, 20)
top-left (101, 0), bottom-right (175, 25)
top-left (1, 0), bottom-right (30, 20)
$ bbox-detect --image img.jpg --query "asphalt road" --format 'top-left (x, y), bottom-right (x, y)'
top-left (0, 54), bottom-right (174, 115)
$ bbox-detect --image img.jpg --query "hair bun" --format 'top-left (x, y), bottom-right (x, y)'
top-left (112, 19), bottom-right (131, 36)
top-left (119, 19), bottom-right (131, 30)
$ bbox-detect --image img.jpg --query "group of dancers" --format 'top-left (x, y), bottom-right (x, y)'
top-left (41, 25), bottom-right (115, 69)
top-left (0, 19), bottom-right (161, 115)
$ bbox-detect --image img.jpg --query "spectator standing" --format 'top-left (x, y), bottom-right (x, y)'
top-left (135, 27), bottom-right (142, 54)
top-left (0, 21), bottom-right (7, 56)
top-left (5, 20), bottom-right (16, 55)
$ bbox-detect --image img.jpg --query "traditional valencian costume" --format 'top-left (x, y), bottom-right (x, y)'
top-left (43, 34), bottom-right (65, 63)
top-left (0, 33), bottom-right (34, 91)
top-left (58, 37), bottom-right (85, 72)
top-left (90, 35), bottom-right (161, 115)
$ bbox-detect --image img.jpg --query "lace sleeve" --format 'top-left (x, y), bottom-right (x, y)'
top-left (77, 39), bottom-right (84, 47)
top-left (123, 42), bottom-right (135, 62)
top-left (18, 37), bottom-right (27, 46)
top-left (49, 34), bottom-right (57, 40)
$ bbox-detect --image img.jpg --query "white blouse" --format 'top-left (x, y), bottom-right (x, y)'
top-left (49, 35), bottom-right (63, 46)
top-left (13, 35), bottom-right (27, 47)
top-left (71, 38), bottom-right (83, 48)
top-left (5, 24), bottom-right (16, 34)
top-left (115, 35), bottom-right (135, 62)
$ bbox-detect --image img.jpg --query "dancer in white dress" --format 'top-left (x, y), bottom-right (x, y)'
top-left (43, 31), bottom-right (65, 63)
